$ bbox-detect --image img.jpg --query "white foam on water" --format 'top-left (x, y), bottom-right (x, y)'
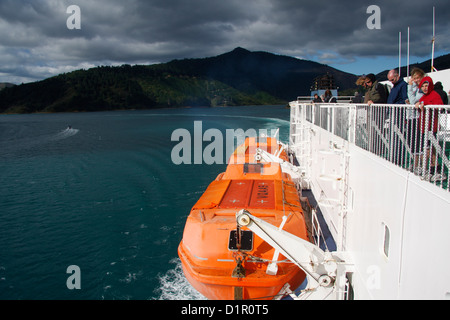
top-left (154, 258), bottom-right (206, 300)
top-left (51, 128), bottom-right (79, 141)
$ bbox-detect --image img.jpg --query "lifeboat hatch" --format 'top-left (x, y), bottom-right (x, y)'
top-left (219, 180), bottom-right (275, 209)
top-left (228, 230), bottom-right (253, 251)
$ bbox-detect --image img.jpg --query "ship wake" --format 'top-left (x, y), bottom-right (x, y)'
top-left (154, 258), bottom-right (206, 300)
top-left (51, 127), bottom-right (79, 141)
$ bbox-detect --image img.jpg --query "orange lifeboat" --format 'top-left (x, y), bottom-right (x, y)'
top-left (178, 137), bottom-right (309, 300)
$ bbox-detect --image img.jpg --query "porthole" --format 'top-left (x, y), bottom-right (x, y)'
top-left (382, 223), bottom-right (390, 258)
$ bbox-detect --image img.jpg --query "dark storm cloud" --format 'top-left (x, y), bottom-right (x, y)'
top-left (266, 0), bottom-right (450, 57)
top-left (0, 0), bottom-right (449, 83)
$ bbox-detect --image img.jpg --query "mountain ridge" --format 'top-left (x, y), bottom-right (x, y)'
top-left (10, 47), bottom-right (450, 114)
top-left (2, 48), bottom-right (449, 114)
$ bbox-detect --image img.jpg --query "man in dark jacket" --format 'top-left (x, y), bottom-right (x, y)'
top-left (387, 69), bottom-right (408, 104)
top-left (434, 82), bottom-right (449, 105)
top-left (364, 73), bottom-right (388, 105)
top-left (386, 69), bottom-right (408, 165)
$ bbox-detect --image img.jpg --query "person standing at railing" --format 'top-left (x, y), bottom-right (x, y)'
top-left (364, 73), bottom-right (388, 105)
top-left (404, 68), bottom-right (426, 168)
top-left (386, 69), bottom-right (408, 165)
top-left (405, 68), bottom-right (425, 147)
top-left (416, 77), bottom-right (443, 133)
top-left (434, 82), bottom-right (449, 105)
top-left (351, 92), bottom-right (363, 103)
top-left (387, 69), bottom-right (408, 105)
top-left (312, 93), bottom-right (323, 103)
top-left (323, 89), bottom-right (333, 103)
top-left (364, 74), bottom-right (388, 153)
top-left (414, 76), bottom-right (444, 181)
top-left (407, 68), bottom-right (426, 105)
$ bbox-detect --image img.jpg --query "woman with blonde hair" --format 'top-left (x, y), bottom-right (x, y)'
top-left (408, 67), bottom-right (426, 104)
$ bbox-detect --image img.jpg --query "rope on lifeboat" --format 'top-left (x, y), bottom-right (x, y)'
top-left (232, 222), bottom-right (247, 278)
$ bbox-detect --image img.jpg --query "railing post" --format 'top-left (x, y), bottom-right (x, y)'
top-left (348, 106), bottom-right (356, 144)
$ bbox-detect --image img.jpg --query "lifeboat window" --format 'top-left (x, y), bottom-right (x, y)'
top-left (244, 163), bottom-right (264, 174)
top-left (228, 230), bottom-right (253, 251)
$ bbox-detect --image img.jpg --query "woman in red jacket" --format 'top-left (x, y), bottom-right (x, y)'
top-left (414, 76), bottom-right (444, 181)
top-left (415, 76), bottom-right (443, 132)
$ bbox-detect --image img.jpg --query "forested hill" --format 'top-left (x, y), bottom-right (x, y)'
top-left (0, 83), bottom-right (15, 90)
top-left (0, 47), bottom-right (358, 114)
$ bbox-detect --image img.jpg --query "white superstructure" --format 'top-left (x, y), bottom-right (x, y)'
top-left (284, 99), bottom-right (450, 299)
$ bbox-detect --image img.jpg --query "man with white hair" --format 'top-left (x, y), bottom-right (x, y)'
top-left (386, 69), bottom-right (408, 166)
top-left (387, 69), bottom-right (408, 104)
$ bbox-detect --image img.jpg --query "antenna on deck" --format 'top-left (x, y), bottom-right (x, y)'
top-left (407, 27), bottom-right (410, 78)
top-left (398, 31), bottom-right (402, 77)
top-left (431, 6), bottom-right (436, 72)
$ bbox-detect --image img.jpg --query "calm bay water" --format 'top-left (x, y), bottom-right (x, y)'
top-left (0, 105), bottom-right (290, 300)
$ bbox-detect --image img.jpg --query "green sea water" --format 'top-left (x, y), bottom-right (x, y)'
top-left (0, 105), bottom-right (290, 300)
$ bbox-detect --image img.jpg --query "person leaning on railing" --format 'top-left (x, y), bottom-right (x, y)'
top-left (405, 68), bottom-right (426, 163)
top-left (415, 76), bottom-right (443, 134)
top-left (364, 73), bottom-right (388, 105)
top-left (387, 70), bottom-right (408, 165)
top-left (414, 76), bottom-right (444, 180)
top-left (407, 68), bottom-right (426, 105)
top-left (434, 82), bottom-right (449, 105)
top-left (387, 69), bottom-right (408, 105)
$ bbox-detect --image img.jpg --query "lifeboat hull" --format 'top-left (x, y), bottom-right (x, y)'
top-left (179, 243), bottom-right (305, 300)
top-left (178, 137), bottom-right (309, 300)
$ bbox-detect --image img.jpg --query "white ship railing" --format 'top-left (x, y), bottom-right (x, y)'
top-left (289, 101), bottom-right (450, 299)
top-left (291, 102), bottom-right (450, 191)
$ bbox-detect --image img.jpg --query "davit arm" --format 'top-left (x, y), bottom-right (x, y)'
top-left (254, 147), bottom-right (302, 180)
top-left (236, 209), bottom-right (349, 300)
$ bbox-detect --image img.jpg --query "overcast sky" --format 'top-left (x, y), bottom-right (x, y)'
top-left (0, 0), bottom-right (449, 84)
